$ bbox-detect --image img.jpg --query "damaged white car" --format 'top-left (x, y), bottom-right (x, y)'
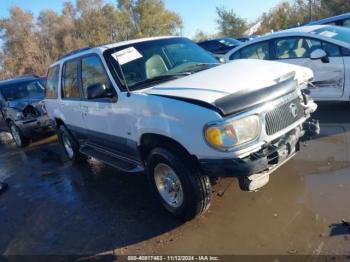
top-left (45, 37), bottom-right (319, 220)
top-left (225, 25), bottom-right (350, 101)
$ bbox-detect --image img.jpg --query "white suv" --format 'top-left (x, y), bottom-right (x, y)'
top-left (45, 36), bottom-right (318, 220)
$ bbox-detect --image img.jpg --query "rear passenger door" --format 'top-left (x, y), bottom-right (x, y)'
top-left (60, 59), bottom-right (86, 142)
top-left (273, 37), bottom-right (345, 99)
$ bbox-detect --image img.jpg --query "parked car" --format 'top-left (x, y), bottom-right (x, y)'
top-left (307, 13), bottom-right (350, 28)
top-left (236, 35), bottom-right (259, 42)
top-left (224, 25), bottom-right (350, 101)
top-left (45, 36), bottom-right (318, 220)
top-left (197, 37), bottom-right (242, 57)
top-left (0, 75), bottom-right (54, 147)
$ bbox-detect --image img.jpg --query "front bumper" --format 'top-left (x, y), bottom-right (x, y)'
top-left (199, 120), bottom-right (319, 191)
top-left (15, 115), bottom-right (55, 137)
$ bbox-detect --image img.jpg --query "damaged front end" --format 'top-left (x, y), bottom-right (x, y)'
top-left (200, 80), bottom-right (319, 192)
top-left (13, 102), bottom-right (55, 137)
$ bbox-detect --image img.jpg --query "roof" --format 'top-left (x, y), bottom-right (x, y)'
top-left (308, 13), bottom-right (350, 25)
top-left (51, 36), bottom-right (179, 67)
top-left (237, 25), bottom-right (328, 44)
top-left (0, 76), bottom-right (40, 88)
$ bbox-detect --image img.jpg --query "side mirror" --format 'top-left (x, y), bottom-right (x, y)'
top-left (310, 49), bottom-right (329, 63)
top-left (86, 83), bottom-right (114, 100)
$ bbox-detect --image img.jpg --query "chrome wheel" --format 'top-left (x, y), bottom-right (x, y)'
top-left (154, 163), bottom-right (184, 208)
top-left (10, 125), bottom-right (22, 147)
top-left (62, 134), bottom-right (74, 159)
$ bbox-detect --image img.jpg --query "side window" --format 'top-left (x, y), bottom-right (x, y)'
top-left (343, 19), bottom-right (350, 28)
top-left (304, 38), bottom-right (323, 57)
top-left (81, 56), bottom-right (113, 99)
top-left (229, 51), bottom-right (241, 60)
top-left (45, 66), bottom-right (60, 99)
top-left (342, 47), bottom-right (350, 56)
top-left (62, 60), bottom-right (80, 99)
top-left (322, 42), bottom-right (341, 57)
top-left (240, 42), bottom-right (270, 60)
top-left (276, 38), bottom-right (303, 59)
top-left (275, 37), bottom-right (322, 59)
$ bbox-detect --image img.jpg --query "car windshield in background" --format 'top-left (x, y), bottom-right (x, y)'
top-left (312, 26), bottom-right (350, 43)
top-left (0, 80), bottom-right (45, 101)
top-left (104, 38), bottom-right (219, 90)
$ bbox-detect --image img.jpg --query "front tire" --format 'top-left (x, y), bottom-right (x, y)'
top-left (9, 122), bottom-right (29, 148)
top-left (146, 147), bottom-right (212, 220)
top-left (57, 125), bottom-right (85, 162)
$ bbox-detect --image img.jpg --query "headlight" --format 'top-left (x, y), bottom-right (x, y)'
top-left (204, 115), bottom-right (261, 150)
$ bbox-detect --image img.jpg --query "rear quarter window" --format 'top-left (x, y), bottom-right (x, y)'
top-left (45, 65), bottom-right (60, 99)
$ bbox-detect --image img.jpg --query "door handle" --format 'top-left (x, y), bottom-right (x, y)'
top-left (81, 105), bottom-right (89, 116)
top-left (81, 105), bottom-right (88, 111)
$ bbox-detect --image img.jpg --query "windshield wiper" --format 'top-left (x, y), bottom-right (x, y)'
top-left (130, 72), bottom-right (192, 89)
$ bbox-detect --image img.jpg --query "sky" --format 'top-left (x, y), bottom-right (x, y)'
top-left (0, 0), bottom-right (282, 38)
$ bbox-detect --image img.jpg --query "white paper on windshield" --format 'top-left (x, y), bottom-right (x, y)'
top-left (318, 31), bottom-right (338, 38)
top-left (111, 47), bottom-right (143, 65)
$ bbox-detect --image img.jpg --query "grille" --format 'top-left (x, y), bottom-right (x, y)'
top-left (265, 98), bottom-right (304, 136)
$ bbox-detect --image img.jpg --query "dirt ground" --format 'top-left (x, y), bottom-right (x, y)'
top-left (0, 102), bottom-right (350, 257)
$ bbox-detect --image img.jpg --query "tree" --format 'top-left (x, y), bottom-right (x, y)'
top-left (0, 0), bottom-right (183, 79)
top-left (0, 7), bottom-right (47, 76)
top-left (216, 7), bottom-right (247, 37)
top-left (117, 0), bottom-right (183, 39)
top-left (192, 30), bottom-right (216, 42)
top-left (257, 2), bottom-right (291, 34)
top-left (320, 0), bottom-right (350, 16)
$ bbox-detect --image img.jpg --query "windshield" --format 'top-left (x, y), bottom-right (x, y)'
top-left (311, 26), bottom-right (350, 43)
top-left (0, 80), bottom-right (45, 101)
top-left (104, 38), bottom-right (219, 90)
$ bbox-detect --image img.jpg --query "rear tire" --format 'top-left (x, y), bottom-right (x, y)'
top-left (57, 125), bottom-right (85, 162)
top-left (146, 147), bottom-right (212, 220)
top-left (9, 121), bottom-right (29, 148)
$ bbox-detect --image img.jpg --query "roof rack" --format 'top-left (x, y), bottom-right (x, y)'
top-left (57, 47), bottom-right (91, 61)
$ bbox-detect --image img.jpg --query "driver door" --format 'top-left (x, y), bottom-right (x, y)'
top-left (78, 54), bottom-right (137, 158)
top-left (273, 37), bottom-right (345, 100)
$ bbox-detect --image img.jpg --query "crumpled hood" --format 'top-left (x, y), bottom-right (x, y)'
top-left (8, 95), bottom-right (45, 111)
top-left (141, 59), bottom-right (313, 104)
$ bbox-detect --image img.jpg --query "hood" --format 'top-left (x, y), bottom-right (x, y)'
top-left (141, 59), bottom-right (313, 105)
top-left (8, 95), bottom-right (45, 111)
